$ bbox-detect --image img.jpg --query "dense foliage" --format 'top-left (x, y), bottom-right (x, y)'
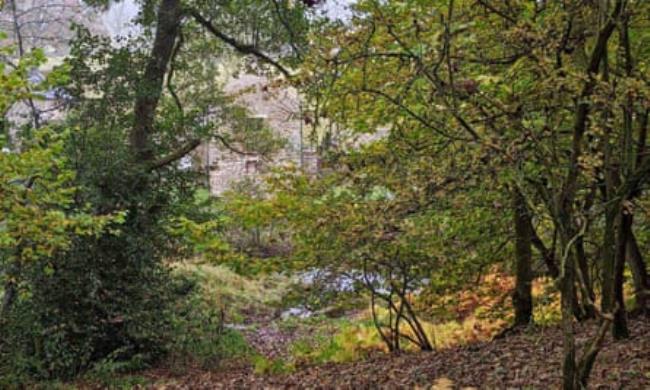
top-left (0, 0), bottom-right (315, 383)
top-left (222, 1), bottom-right (650, 388)
top-left (1, 1), bottom-right (650, 389)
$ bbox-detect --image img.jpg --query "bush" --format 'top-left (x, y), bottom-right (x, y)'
top-left (166, 288), bottom-right (253, 371)
top-left (252, 355), bottom-right (294, 375)
top-left (0, 247), bottom-right (185, 382)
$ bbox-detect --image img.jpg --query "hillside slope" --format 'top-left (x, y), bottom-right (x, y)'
top-left (145, 318), bottom-right (650, 389)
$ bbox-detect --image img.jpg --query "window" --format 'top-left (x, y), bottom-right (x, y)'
top-left (245, 160), bottom-right (258, 174)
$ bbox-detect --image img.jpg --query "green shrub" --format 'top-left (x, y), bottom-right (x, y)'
top-left (85, 353), bottom-right (148, 390)
top-left (165, 272), bottom-right (254, 371)
top-left (288, 319), bottom-right (379, 364)
top-left (252, 355), bottom-right (295, 375)
top-left (0, 257), bottom-right (187, 382)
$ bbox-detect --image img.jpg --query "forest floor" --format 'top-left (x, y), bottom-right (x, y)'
top-left (141, 316), bottom-right (650, 389)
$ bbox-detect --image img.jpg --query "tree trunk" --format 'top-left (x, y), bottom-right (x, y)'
top-left (8, 0), bottom-right (42, 130)
top-left (560, 237), bottom-right (577, 390)
top-left (530, 227), bottom-right (559, 278)
top-left (131, 0), bottom-right (183, 163)
top-left (512, 189), bottom-right (533, 327)
top-left (626, 231), bottom-right (650, 315)
top-left (1, 281), bottom-right (16, 319)
top-left (612, 212), bottom-right (630, 339)
top-left (557, 0), bottom-right (623, 383)
top-left (528, 222), bottom-right (585, 321)
top-left (1, 258), bottom-right (21, 319)
top-left (575, 237), bottom-right (596, 319)
top-left (601, 206), bottom-right (617, 317)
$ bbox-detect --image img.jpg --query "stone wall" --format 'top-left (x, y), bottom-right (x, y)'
top-left (201, 74), bottom-right (319, 196)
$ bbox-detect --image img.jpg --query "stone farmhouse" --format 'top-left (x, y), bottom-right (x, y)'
top-left (196, 74), bottom-right (320, 196)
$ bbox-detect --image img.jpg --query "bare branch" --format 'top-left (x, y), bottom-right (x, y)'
top-left (190, 10), bottom-right (292, 78)
top-left (167, 30), bottom-right (184, 117)
top-left (360, 86), bottom-right (474, 141)
top-left (271, 0), bottom-right (303, 60)
top-left (213, 134), bottom-right (257, 157)
top-left (149, 138), bottom-right (201, 171)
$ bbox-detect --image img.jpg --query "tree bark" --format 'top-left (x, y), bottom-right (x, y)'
top-left (601, 206), bottom-right (617, 317)
top-left (528, 220), bottom-right (585, 321)
top-left (626, 231), bottom-right (650, 315)
top-left (512, 189), bottom-right (533, 327)
top-left (530, 225), bottom-right (559, 278)
top-left (560, 234), bottom-right (577, 390)
top-left (1, 282), bottom-right (17, 319)
top-left (575, 237), bottom-right (595, 319)
top-left (131, 0), bottom-right (183, 162)
top-left (612, 212), bottom-right (631, 339)
top-left (624, 9), bottom-right (649, 314)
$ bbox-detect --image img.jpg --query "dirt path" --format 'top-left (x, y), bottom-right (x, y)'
top-left (225, 308), bottom-right (308, 360)
top-left (236, 322), bottom-right (298, 359)
top-left (145, 317), bottom-right (650, 389)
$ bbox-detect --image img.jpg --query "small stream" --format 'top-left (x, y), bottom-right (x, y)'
top-left (279, 269), bottom-right (430, 319)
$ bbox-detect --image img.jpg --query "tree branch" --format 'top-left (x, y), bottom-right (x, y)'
top-left (359, 87), bottom-right (472, 141)
top-left (167, 30), bottom-right (184, 117)
top-left (148, 132), bottom-right (262, 171)
top-left (148, 138), bottom-right (201, 171)
top-left (475, 0), bottom-right (517, 24)
top-left (560, 0), bottom-right (625, 207)
top-left (190, 10), bottom-right (292, 78)
top-left (271, 0), bottom-right (303, 60)
top-left (213, 134), bottom-right (257, 157)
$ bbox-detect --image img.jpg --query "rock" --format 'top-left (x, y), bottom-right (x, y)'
top-left (280, 306), bottom-right (313, 320)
